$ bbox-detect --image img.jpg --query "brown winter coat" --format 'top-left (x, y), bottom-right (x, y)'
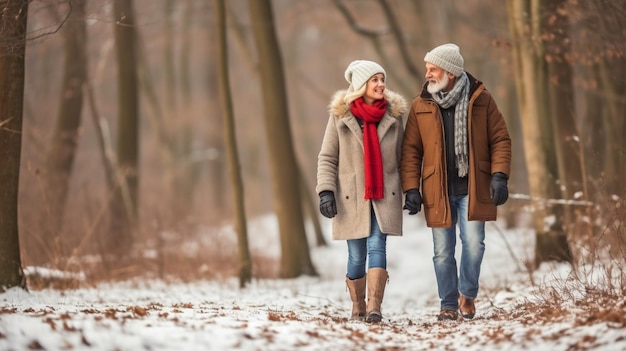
top-left (400, 73), bottom-right (511, 228)
top-left (316, 89), bottom-right (408, 240)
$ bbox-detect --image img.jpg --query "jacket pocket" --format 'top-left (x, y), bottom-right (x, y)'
top-left (421, 165), bottom-right (436, 207)
top-left (337, 174), bottom-right (357, 214)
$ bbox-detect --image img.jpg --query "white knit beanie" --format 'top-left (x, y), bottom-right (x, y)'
top-left (344, 60), bottom-right (386, 89)
top-left (424, 43), bottom-right (464, 77)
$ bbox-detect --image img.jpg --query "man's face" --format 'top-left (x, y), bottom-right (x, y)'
top-left (425, 63), bottom-right (451, 94)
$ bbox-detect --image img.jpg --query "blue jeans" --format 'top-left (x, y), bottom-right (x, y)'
top-left (346, 209), bottom-right (387, 279)
top-left (432, 195), bottom-right (485, 310)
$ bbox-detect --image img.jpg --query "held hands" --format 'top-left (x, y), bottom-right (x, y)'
top-left (403, 189), bottom-right (422, 215)
top-left (319, 191), bottom-right (337, 218)
top-left (490, 172), bottom-right (509, 206)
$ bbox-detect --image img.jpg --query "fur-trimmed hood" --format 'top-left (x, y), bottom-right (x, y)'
top-left (328, 89), bottom-right (408, 120)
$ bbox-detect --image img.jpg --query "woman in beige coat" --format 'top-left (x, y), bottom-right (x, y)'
top-left (316, 60), bottom-right (407, 323)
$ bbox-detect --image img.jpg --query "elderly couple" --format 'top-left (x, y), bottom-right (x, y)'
top-left (316, 43), bottom-right (512, 323)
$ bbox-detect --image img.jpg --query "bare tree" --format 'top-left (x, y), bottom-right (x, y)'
top-left (507, 0), bottom-right (572, 266)
top-left (205, 0), bottom-right (228, 217)
top-left (226, 2), bottom-right (326, 247)
top-left (569, 0), bottom-right (626, 250)
top-left (213, 0), bottom-right (252, 288)
top-left (0, 0), bottom-right (28, 291)
top-left (332, 0), bottom-right (421, 98)
top-left (543, 0), bottom-right (589, 241)
top-left (110, 0), bottom-right (140, 255)
top-left (247, 0), bottom-right (317, 278)
top-left (44, 0), bottom-right (88, 256)
top-left (585, 1), bottom-right (626, 197)
top-left (163, 0), bottom-right (177, 115)
top-left (176, 0), bottom-right (202, 215)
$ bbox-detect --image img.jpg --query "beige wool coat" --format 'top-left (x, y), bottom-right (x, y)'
top-left (316, 89), bottom-right (408, 240)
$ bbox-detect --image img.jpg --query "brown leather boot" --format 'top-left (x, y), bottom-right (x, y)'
top-left (345, 276), bottom-right (366, 320)
top-left (459, 294), bottom-right (476, 319)
top-left (365, 268), bottom-right (388, 323)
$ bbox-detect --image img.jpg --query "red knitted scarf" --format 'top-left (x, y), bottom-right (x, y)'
top-left (350, 97), bottom-right (387, 199)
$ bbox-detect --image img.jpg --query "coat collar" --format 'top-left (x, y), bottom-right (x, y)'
top-left (328, 89), bottom-right (408, 120)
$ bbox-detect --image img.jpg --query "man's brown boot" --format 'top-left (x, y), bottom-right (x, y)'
top-left (459, 294), bottom-right (476, 319)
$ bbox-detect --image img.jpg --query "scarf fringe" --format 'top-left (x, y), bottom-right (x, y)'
top-left (365, 186), bottom-right (384, 200)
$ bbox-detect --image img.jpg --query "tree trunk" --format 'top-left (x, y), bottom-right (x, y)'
top-left (247, 0), bottom-right (317, 278)
top-left (111, 0), bottom-right (140, 256)
top-left (544, 0), bottom-right (589, 247)
top-left (214, 0), bottom-right (252, 288)
top-left (163, 0), bottom-right (177, 115)
top-left (44, 0), bottom-right (88, 255)
top-left (176, 0), bottom-right (200, 215)
top-left (0, 0), bottom-right (28, 291)
top-left (507, 0), bottom-right (572, 267)
top-left (597, 59), bottom-right (623, 195)
top-left (206, 0), bottom-right (226, 217)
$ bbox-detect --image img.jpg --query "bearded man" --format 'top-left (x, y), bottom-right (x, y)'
top-left (400, 43), bottom-right (512, 321)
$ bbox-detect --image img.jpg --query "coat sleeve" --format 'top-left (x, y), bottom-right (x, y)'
top-left (400, 102), bottom-right (423, 192)
top-left (316, 115), bottom-right (340, 195)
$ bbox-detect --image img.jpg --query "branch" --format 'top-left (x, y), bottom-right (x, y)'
top-left (332, 0), bottom-right (389, 37)
top-left (331, 0), bottom-right (413, 95)
top-left (376, 0), bottom-right (420, 77)
top-left (509, 193), bottom-right (594, 206)
top-left (27, 0), bottom-right (73, 41)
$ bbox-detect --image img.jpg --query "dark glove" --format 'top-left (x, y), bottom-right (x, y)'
top-left (403, 189), bottom-right (422, 215)
top-left (319, 191), bottom-right (337, 218)
top-left (490, 172), bottom-right (509, 206)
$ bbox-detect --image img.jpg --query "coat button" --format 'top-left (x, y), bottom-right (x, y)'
top-left (345, 196), bottom-right (349, 199)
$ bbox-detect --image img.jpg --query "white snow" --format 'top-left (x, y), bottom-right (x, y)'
top-left (1, 214), bottom-right (624, 351)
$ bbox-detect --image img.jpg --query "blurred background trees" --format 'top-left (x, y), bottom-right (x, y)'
top-left (6, 0), bottom-right (625, 285)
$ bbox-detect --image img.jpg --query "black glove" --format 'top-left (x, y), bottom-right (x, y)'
top-left (319, 191), bottom-right (337, 218)
top-left (490, 172), bottom-right (509, 206)
top-left (403, 189), bottom-right (422, 215)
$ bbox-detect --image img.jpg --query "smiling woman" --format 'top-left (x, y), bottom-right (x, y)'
top-left (316, 59), bottom-right (408, 324)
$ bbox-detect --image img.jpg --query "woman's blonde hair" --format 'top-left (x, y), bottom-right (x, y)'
top-left (344, 83), bottom-right (367, 105)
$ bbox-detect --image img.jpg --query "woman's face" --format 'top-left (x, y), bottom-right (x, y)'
top-left (363, 73), bottom-right (385, 105)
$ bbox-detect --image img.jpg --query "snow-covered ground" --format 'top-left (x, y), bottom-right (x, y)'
top-left (1, 214), bottom-right (624, 350)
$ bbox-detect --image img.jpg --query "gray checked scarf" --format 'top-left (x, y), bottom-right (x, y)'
top-left (431, 72), bottom-right (470, 177)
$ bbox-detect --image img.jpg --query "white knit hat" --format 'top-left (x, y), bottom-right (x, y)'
top-left (344, 60), bottom-right (386, 89)
top-left (424, 43), bottom-right (464, 77)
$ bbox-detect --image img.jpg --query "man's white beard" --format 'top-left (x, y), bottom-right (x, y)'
top-left (427, 74), bottom-right (449, 94)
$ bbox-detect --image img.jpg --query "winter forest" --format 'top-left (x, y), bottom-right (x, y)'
top-left (0, 0), bottom-right (625, 350)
